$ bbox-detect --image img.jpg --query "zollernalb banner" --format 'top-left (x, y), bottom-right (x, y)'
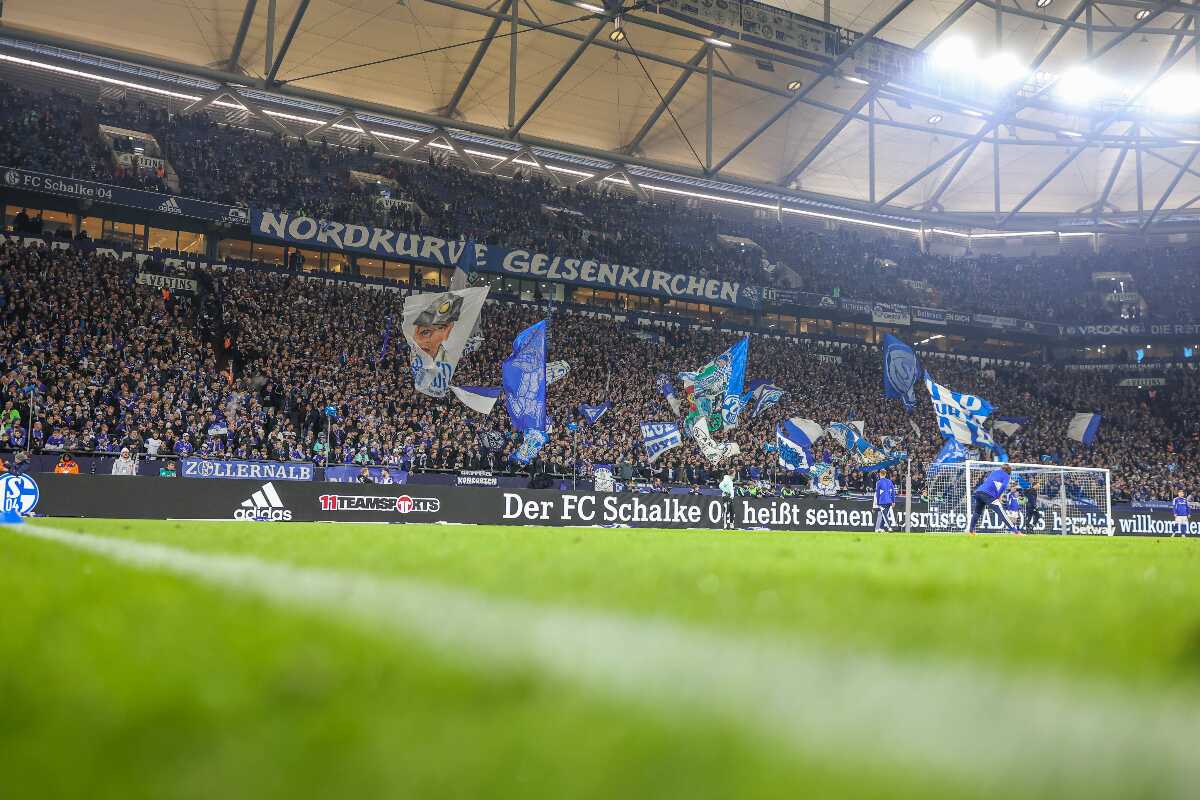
top-left (401, 286), bottom-right (489, 398)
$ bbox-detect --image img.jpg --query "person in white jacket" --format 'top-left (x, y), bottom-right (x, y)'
top-left (111, 448), bottom-right (137, 476)
top-left (718, 473), bottom-right (736, 530)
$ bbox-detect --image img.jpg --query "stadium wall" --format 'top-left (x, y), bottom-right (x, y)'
top-left (20, 476), bottom-right (1188, 536)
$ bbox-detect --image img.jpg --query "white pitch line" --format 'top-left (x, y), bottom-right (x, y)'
top-left (10, 522), bottom-right (1200, 798)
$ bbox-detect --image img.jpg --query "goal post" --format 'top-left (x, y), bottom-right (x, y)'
top-left (925, 460), bottom-right (1112, 535)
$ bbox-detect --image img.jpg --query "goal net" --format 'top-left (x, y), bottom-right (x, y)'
top-left (925, 460), bottom-right (1112, 535)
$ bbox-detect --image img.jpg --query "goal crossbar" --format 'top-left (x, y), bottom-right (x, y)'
top-left (925, 460), bottom-right (1112, 535)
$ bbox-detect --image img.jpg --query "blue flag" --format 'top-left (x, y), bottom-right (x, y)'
top-left (502, 320), bottom-right (548, 433)
top-left (579, 403), bottom-right (611, 424)
top-left (882, 333), bottom-right (920, 412)
top-left (930, 438), bottom-right (968, 470)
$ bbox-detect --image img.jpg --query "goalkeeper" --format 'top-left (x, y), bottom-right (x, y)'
top-left (968, 463), bottom-right (1014, 534)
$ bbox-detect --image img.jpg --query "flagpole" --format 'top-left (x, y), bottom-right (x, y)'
top-left (905, 453), bottom-right (913, 533)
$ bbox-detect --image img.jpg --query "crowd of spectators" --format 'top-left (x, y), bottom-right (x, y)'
top-left (1, 79), bottom-right (1199, 504)
top-left (0, 81), bottom-right (1185, 326)
top-left (1, 240), bottom-right (1196, 502)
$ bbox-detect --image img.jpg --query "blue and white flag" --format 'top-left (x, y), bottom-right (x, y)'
top-left (777, 417), bottom-right (823, 472)
top-left (749, 381), bottom-right (786, 417)
top-left (924, 372), bottom-right (994, 447)
top-left (1067, 412), bottom-right (1102, 445)
top-left (546, 360), bottom-right (570, 386)
top-left (827, 422), bottom-right (906, 473)
top-left (656, 374), bottom-right (682, 416)
top-left (502, 319), bottom-right (548, 433)
top-left (579, 402), bottom-right (611, 424)
top-left (721, 392), bottom-right (746, 430)
top-left (641, 422), bottom-right (682, 463)
top-left (451, 385), bottom-right (500, 415)
top-left (510, 429), bottom-right (549, 465)
top-left (882, 333), bottom-right (920, 412)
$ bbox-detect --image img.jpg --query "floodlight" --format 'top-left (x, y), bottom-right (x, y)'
top-left (1146, 74), bottom-right (1200, 114)
top-left (1055, 66), bottom-right (1103, 104)
top-left (930, 36), bottom-right (975, 72)
top-left (978, 52), bottom-right (1028, 88)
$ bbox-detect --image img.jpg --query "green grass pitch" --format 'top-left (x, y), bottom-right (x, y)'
top-left (2, 518), bottom-right (1199, 799)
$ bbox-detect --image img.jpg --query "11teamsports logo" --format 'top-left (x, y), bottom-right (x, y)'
top-left (318, 494), bottom-right (440, 514)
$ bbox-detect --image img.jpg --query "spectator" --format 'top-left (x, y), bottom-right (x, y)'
top-left (111, 447), bottom-right (137, 476)
top-left (10, 450), bottom-right (31, 476)
top-left (54, 453), bottom-right (80, 475)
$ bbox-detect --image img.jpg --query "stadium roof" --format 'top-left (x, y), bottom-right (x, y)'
top-left (2, 0), bottom-right (1200, 230)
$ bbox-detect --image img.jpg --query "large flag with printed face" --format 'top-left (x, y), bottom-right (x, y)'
top-left (641, 422), bottom-right (682, 463)
top-left (402, 286), bottom-right (489, 398)
top-left (924, 372), bottom-right (995, 447)
top-left (502, 320), bottom-right (548, 433)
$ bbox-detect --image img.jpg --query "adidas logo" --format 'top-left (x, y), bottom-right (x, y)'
top-left (234, 482), bottom-right (292, 521)
top-left (158, 196), bottom-right (182, 214)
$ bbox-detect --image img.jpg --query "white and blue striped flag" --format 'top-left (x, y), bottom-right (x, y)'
top-left (641, 422), bottom-right (682, 463)
top-left (924, 372), bottom-right (995, 447)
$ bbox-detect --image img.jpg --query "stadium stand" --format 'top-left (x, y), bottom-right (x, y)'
top-left (0, 80), bottom-right (1198, 502)
top-left (0, 240), bottom-right (1195, 502)
top-left (0, 82), bottom-right (1193, 324)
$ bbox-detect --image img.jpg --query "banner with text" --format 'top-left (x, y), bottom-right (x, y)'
top-left (249, 209), bottom-right (760, 310)
top-left (3, 166), bottom-right (248, 225)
